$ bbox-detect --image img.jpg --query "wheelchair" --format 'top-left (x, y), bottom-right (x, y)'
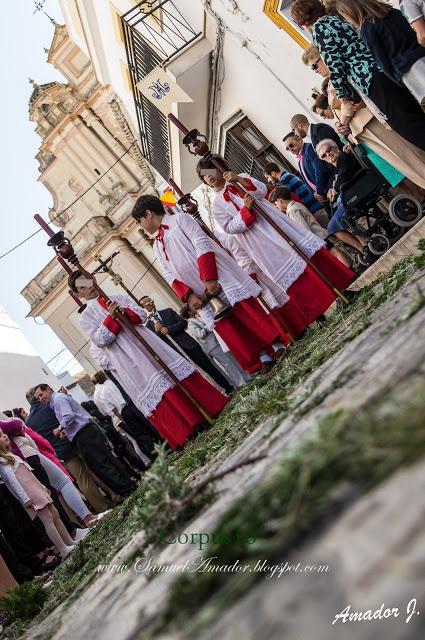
top-left (339, 168), bottom-right (423, 265)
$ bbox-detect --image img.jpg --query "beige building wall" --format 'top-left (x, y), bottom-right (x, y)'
top-left (21, 24), bottom-right (179, 374)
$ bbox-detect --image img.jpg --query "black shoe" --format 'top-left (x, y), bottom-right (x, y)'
top-left (316, 315), bottom-right (327, 327)
top-left (344, 289), bottom-right (358, 302)
top-left (41, 557), bottom-right (61, 572)
top-left (260, 361), bottom-right (274, 374)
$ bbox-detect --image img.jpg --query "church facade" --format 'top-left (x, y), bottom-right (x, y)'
top-left (21, 24), bottom-right (178, 375)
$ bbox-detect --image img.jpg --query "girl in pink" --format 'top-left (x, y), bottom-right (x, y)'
top-left (0, 418), bottom-right (95, 527)
top-left (0, 428), bottom-right (76, 560)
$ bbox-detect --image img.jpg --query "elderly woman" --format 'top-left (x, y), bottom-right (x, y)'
top-left (316, 139), bottom-right (367, 253)
top-left (302, 43), bottom-right (425, 191)
top-left (291, 0), bottom-right (425, 152)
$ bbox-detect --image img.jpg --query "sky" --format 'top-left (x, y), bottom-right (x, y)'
top-left (0, 0), bottom-right (83, 377)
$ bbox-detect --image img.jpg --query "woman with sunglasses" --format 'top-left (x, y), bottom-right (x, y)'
top-left (336, 0), bottom-right (425, 109)
top-left (302, 43), bottom-right (425, 194)
top-left (291, 0), bottom-right (425, 152)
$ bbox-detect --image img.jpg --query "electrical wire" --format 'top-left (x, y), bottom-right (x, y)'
top-left (130, 256), bottom-right (157, 292)
top-left (52, 339), bottom-right (91, 376)
top-left (45, 347), bottom-right (66, 365)
top-left (0, 140), bottom-right (137, 262)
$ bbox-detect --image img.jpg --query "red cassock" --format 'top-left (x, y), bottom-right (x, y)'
top-left (88, 296), bottom-right (228, 450)
top-left (153, 211), bottom-right (286, 373)
top-left (149, 372), bottom-right (228, 449)
top-left (214, 179), bottom-right (355, 332)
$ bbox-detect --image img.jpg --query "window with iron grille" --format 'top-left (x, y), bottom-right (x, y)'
top-left (223, 116), bottom-right (296, 181)
top-left (121, 1), bottom-right (201, 179)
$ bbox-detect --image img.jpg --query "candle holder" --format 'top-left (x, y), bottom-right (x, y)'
top-left (47, 231), bottom-right (79, 265)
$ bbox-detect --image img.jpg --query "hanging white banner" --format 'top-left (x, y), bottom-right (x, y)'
top-left (136, 67), bottom-right (193, 116)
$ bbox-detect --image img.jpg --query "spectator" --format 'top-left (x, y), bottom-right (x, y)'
top-left (282, 132), bottom-right (333, 221)
top-left (0, 474), bottom-right (57, 577)
top-left (26, 388), bottom-right (111, 514)
top-left (91, 371), bottom-right (156, 461)
top-left (179, 308), bottom-right (250, 389)
top-left (400, 0), bottom-right (425, 46)
top-left (301, 43), bottom-right (425, 192)
top-left (263, 161), bottom-right (330, 225)
top-left (0, 538), bottom-right (20, 594)
top-left (140, 296), bottom-right (234, 395)
top-left (0, 417), bottom-right (96, 531)
top-left (312, 91), bottom-right (335, 119)
top-left (316, 138), bottom-right (368, 253)
top-left (12, 408), bottom-right (28, 421)
top-left (290, 112), bottom-right (343, 150)
top-left (88, 344), bottom-right (163, 458)
top-left (0, 428), bottom-right (76, 560)
top-left (269, 186), bottom-right (351, 267)
top-left (80, 400), bottom-right (147, 482)
top-left (336, 0), bottom-right (425, 109)
top-left (33, 384), bottom-right (136, 500)
top-left (269, 186), bottom-right (330, 241)
top-left (291, 0), bottom-right (425, 151)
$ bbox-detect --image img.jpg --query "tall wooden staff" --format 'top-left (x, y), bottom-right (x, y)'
top-left (34, 214), bottom-right (214, 424)
top-left (91, 249), bottom-right (207, 367)
top-left (167, 114), bottom-right (349, 305)
top-left (167, 178), bottom-right (296, 344)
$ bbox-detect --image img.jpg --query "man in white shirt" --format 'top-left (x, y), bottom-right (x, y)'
top-left (91, 372), bottom-right (157, 460)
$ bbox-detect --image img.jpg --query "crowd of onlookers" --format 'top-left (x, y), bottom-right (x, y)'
top-left (2, 0), bottom-right (425, 604)
top-left (0, 297), bottom-right (248, 596)
top-left (258, 0), bottom-right (425, 269)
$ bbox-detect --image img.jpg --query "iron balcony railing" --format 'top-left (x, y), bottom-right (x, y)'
top-left (122, 0), bottom-right (202, 178)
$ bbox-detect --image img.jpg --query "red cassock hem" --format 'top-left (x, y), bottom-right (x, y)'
top-left (270, 300), bottom-right (310, 339)
top-left (148, 372), bottom-right (228, 450)
top-left (215, 297), bottom-right (283, 371)
top-left (286, 264), bottom-right (337, 325)
top-left (310, 247), bottom-right (355, 292)
top-left (198, 252), bottom-right (218, 282)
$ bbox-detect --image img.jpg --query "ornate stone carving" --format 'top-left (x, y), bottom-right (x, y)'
top-left (109, 98), bottom-right (156, 186)
top-left (68, 178), bottom-right (85, 195)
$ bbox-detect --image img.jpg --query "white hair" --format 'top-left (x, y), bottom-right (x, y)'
top-left (315, 138), bottom-right (339, 154)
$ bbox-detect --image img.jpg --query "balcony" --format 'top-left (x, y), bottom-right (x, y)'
top-left (121, 0), bottom-right (203, 180)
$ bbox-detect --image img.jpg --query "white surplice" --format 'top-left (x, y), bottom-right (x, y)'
top-left (214, 229), bottom-right (289, 309)
top-left (212, 174), bottom-right (326, 292)
top-left (153, 211), bottom-right (262, 330)
top-left (80, 295), bottom-right (194, 417)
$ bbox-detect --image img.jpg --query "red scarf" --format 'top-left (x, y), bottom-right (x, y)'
top-left (156, 224), bottom-right (170, 260)
top-left (222, 179), bottom-right (256, 212)
top-left (223, 184), bottom-right (242, 211)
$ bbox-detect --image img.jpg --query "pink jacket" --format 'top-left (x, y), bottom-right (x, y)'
top-left (25, 427), bottom-right (73, 481)
top-left (0, 418), bottom-right (73, 481)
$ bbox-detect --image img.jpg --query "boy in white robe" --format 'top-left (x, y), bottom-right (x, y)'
top-left (131, 195), bottom-right (288, 374)
top-left (196, 155), bottom-right (354, 328)
top-left (68, 272), bottom-right (228, 450)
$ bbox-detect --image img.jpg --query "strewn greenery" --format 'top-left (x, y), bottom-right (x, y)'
top-left (4, 241), bottom-right (424, 637)
top-left (155, 374), bottom-right (425, 637)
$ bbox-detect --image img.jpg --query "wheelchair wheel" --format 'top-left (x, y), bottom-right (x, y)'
top-left (388, 194), bottom-right (423, 228)
top-left (367, 233), bottom-right (391, 256)
top-left (375, 222), bottom-right (404, 245)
